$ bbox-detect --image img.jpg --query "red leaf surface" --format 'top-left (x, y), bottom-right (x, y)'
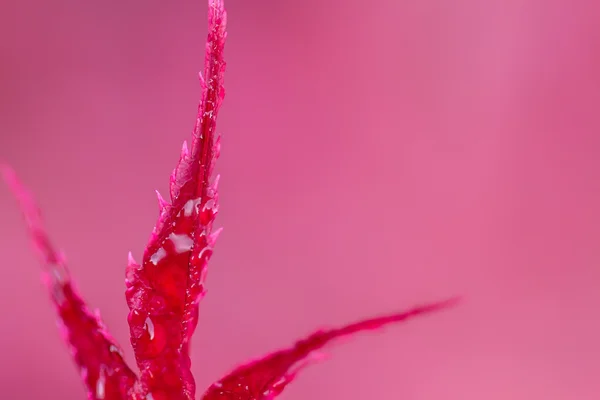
top-left (201, 299), bottom-right (458, 400)
top-left (1, 166), bottom-right (139, 400)
top-left (124, 1), bottom-right (227, 399)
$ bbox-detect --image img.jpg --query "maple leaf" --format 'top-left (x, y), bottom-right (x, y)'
top-left (2, 1), bottom-right (458, 399)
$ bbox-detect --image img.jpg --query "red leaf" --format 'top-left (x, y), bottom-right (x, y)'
top-left (124, 1), bottom-right (227, 398)
top-left (1, 166), bottom-right (139, 400)
top-left (201, 298), bottom-right (459, 400)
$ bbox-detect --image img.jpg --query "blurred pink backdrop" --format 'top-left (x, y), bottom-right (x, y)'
top-left (1, 0), bottom-right (599, 399)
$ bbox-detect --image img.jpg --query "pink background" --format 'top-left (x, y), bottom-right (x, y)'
top-left (1, 0), bottom-right (599, 399)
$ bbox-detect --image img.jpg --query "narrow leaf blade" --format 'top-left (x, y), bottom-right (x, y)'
top-left (1, 166), bottom-right (139, 400)
top-left (201, 298), bottom-right (458, 400)
top-left (124, 1), bottom-right (227, 399)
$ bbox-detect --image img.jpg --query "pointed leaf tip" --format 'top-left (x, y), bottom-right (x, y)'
top-left (181, 140), bottom-right (189, 159)
top-left (209, 227), bottom-right (223, 244)
top-left (127, 251), bottom-right (137, 267)
top-left (155, 189), bottom-right (169, 212)
top-left (209, 0), bottom-right (225, 12)
top-left (212, 174), bottom-right (221, 191)
top-left (198, 71), bottom-right (206, 88)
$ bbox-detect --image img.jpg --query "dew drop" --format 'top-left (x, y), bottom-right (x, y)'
top-left (96, 366), bottom-right (106, 399)
top-left (150, 247), bottom-right (167, 265)
top-left (144, 317), bottom-right (155, 340)
top-left (197, 246), bottom-right (213, 262)
top-left (109, 345), bottom-right (122, 356)
top-left (169, 233), bottom-right (194, 253)
top-left (182, 198), bottom-right (201, 217)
